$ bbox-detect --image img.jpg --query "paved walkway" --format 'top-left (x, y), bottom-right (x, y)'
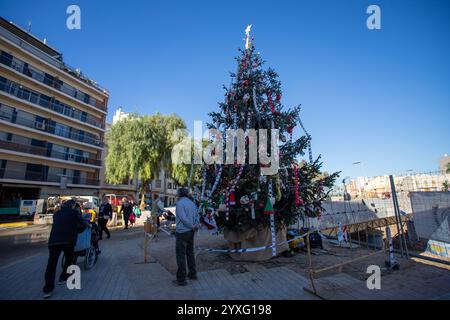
top-left (1, 225), bottom-right (449, 300)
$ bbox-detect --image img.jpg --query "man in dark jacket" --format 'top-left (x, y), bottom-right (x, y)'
top-left (43, 199), bottom-right (89, 298)
top-left (98, 196), bottom-right (112, 240)
top-left (119, 199), bottom-right (133, 229)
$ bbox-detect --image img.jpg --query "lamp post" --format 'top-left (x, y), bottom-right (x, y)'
top-left (342, 176), bottom-right (351, 201)
top-left (352, 161), bottom-right (364, 198)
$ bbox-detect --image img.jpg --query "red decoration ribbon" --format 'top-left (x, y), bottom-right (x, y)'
top-left (267, 91), bottom-right (275, 113)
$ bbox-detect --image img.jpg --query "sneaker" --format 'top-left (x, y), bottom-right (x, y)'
top-left (107, 234), bottom-right (111, 239)
top-left (43, 291), bottom-right (52, 299)
top-left (172, 279), bottom-right (187, 286)
top-left (188, 274), bottom-right (197, 280)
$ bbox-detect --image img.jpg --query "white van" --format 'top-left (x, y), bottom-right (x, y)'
top-left (20, 200), bottom-right (37, 217)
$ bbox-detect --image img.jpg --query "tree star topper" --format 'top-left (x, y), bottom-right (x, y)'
top-left (245, 25), bottom-right (252, 49)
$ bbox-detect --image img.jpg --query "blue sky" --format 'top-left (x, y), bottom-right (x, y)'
top-left (1, 0), bottom-right (449, 180)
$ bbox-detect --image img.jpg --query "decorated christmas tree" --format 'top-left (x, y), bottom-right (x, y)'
top-left (193, 26), bottom-right (338, 259)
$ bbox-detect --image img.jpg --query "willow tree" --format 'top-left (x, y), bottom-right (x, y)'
top-left (105, 113), bottom-right (188, 204)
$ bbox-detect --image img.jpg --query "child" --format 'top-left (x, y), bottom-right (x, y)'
top-left (129, 212), bottom-right (136, 227)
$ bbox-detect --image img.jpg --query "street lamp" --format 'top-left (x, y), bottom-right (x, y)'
top-left (352, 161), bottom-right (365, 197)
top-left (342, 176), bottom-right (351, 201)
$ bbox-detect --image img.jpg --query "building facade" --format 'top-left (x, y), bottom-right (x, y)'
top-left (0, 17), bottom-right (109, 205)
top-left (346, 172), bottom-right (450, 199)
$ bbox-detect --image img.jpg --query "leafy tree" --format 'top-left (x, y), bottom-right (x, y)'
top-left (105, 113), bottom-right (187, 204)
top-left (443, 180), bottom-right (450, 192)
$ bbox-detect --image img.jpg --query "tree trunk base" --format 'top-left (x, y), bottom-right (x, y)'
top-left (224, 223), bottom-right (288, 261)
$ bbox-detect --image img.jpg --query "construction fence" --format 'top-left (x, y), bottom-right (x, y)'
top-left (304, 171), bottom-right (450, 261)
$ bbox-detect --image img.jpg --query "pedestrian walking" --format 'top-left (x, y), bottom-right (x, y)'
top-left (98, 196), bottom-right (112, 240)
top-left (120, 198), bottom-right (133, 229)
top-left (151, 194), bottom-right (162, 229)
top-left (43, 199), bottom-right (90, 299)
top-left (134, 203), bottom-right (142, 219)
top-left (173, 188), bottom-right (200, 286)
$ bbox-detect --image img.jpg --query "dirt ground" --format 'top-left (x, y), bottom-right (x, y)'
top-left (144, 227), bottom-right (450, 286)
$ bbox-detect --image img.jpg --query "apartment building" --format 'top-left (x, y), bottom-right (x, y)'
top-left (0, 17), bottom-right (108, 205)
top-left (149, 168), bottom-right (179, 207)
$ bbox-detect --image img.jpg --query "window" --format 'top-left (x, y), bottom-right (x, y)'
top-left (17, 88), bottom-right (31, 101)
top-left (0, 131), bottom-right (8, 141)
top-left (0, 104), bottom-right (14, 121)
top-left (4, 161), bottom-right (26, 180)
top-left (28, 65), bottom-right (45, 82)
top-left (23, 63), bottom-right (32, 77)
top-left (51, 144), bottom-right (66, 160)
top-left (30, 91), bottom-right (38, 104)
top-left (72, 170), bottom-right (80, 184)
top-left (55, 123), bottom-right (70, 138)
top-left (0, 51), bottom-right (12, 67)
top-left (15, 110), bottom-right (34, 127)
top-left (25, 163), bottom-right (45, 181)
top-left (61, 83), bottom-right (76, 97)
top-left (78, 130), bottom-right (85, 142)
top-left (47, 167), bottom-right (64, 182)
top-left (43, 73), bottom-right (55, 87)
top-left (84, 93), bottom-right (90, 104)
top-left (53, 78), bottom-right (63, 90)
top-left (31, 139), bottom-right (46, 148)
top-left (39, 94), bottom-right (51, 108)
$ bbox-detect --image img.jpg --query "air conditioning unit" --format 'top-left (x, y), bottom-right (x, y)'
top-left (35, 122), bottom-right (46, 130)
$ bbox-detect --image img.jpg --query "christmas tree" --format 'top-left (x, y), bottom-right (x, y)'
top-left (194, 26), bottom-right (339, 239)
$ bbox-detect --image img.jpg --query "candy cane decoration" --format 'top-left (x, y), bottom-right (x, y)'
top-left (252, 86), bottom-right (259, 113)
top-left (227, 164), bottom-right (244, 196)
top-left (267, 178), bottom-right (276, 257)
top-left (200, 166), bottom-right (207, 201)
top-left (294, 163), bottom-right (299, 207)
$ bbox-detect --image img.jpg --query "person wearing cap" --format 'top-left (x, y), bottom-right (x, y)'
top-left (173, 187), bottom-right (200, 286)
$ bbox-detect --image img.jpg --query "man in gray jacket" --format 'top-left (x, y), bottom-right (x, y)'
top-left (174, 187), bottom-right (199, 286)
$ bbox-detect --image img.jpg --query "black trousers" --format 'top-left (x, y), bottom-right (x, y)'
top-left (43, 243), bottom-right (75, 293)
top-left (98, 218), bottom-right (110, 239)
top-left (175, 231), bottom-right (196, 282)
top-left (124, 214), bottom-right (130, 228)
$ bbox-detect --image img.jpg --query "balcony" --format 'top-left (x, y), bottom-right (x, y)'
top-left (0, 77), bottom-right (105, 129)
top-left (0, 168), bottom-right (100, 186)
top-left (0, 108), bottom-right (104, 147)
top-left (0, 140), bottom-right (102, 167)
top-left (0, 52), bottom-right (107, 112)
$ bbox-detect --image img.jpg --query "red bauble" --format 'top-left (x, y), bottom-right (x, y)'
top-left (276, 93), bottom-right (282, 102)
